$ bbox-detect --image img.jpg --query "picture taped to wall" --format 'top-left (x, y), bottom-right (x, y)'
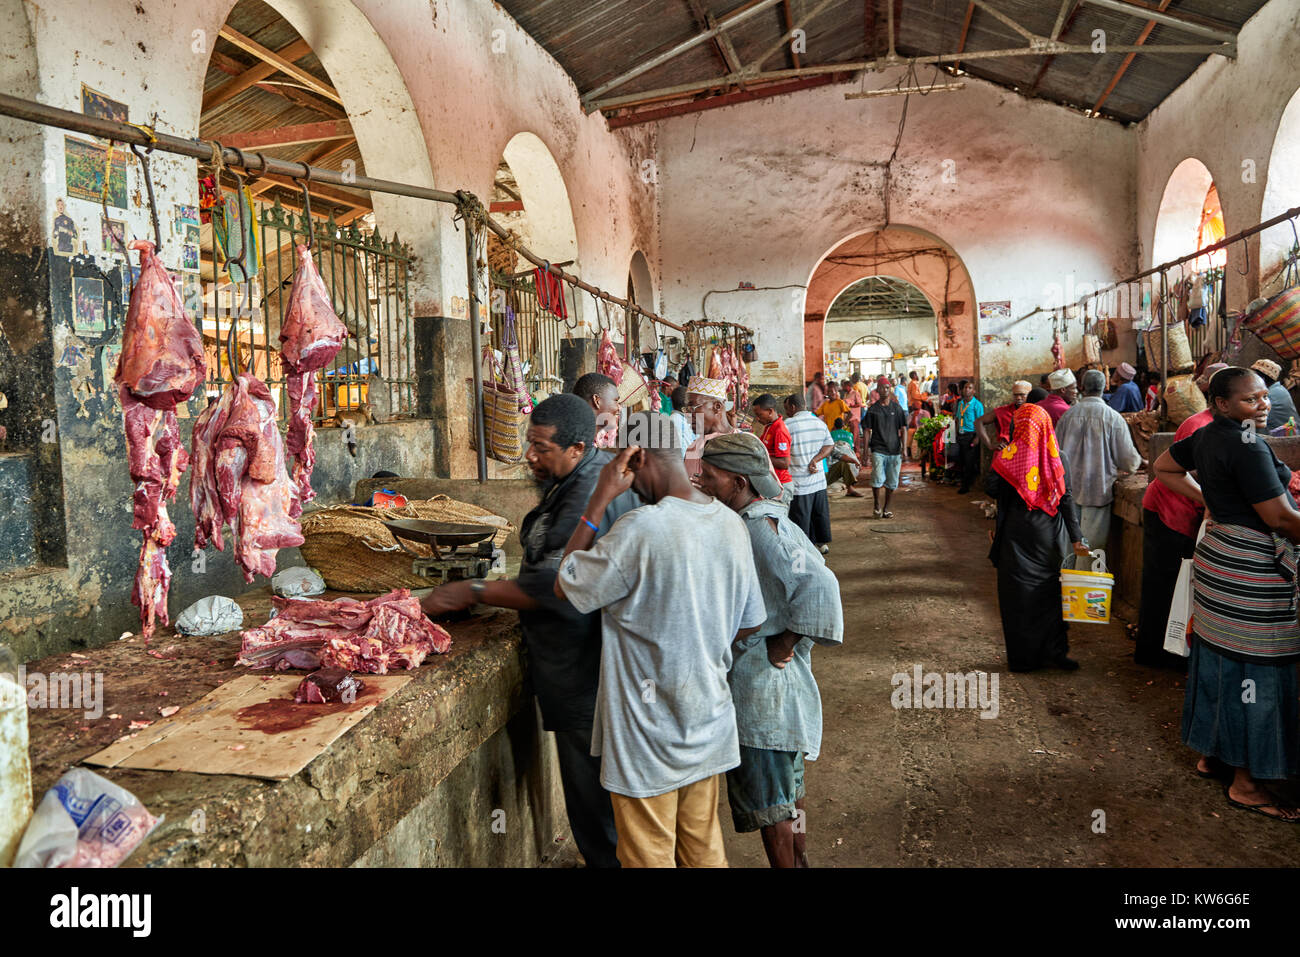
top-left (72, 276), bottom-right (106, 335)
top-left (184, 224), bottom-right (201, 246)
top-left (124, 263), bottom-right (140, 306)
top-left (181, 244), bottom-right (199, 272)
top-left (99, 343), bottom-right (121, 389)
top-left (52, 198), bottom-right (79, 256)
top-left (80, 84), bottom-right (129, 124)
top-left (978, 300), bottom-right (1013, 335)
top-left (101, 217), bottom-right (127, 258)
top-left (65, 137), bottom-right (127, 208)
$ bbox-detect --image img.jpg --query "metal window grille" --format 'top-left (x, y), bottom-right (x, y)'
top-left (198, 196), bottom-right (413, 423)
top-left (489, 269), bottom-right (567, 396)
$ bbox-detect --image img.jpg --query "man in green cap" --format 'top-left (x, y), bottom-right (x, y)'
top-left (695, 432), bottom-right (844, 867)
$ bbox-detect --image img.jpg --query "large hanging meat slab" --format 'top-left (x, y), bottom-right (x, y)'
top-left (279, 244), bottom-right (347, 518)
top-left (191, 373), bottom-right (305, 582)
top-left (114, 240), bottom-right (206, 641)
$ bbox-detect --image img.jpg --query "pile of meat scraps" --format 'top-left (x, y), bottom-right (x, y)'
top-left (114, 240), bottom-right (206, 641)
top-left (191, 373), bottom-right (305, 582)
top-left (237, 588), bottom-right (451, 674)
top-left (280, 244), bottom-right (347, 518)
top-left (294, 668), bottom-right (364, 704)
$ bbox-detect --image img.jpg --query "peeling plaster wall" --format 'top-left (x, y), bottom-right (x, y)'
top-left (0, 0), bottom-right (659, 659)
top-left (1137, 0), bottom-right (1300, 306)
top-left (655, 67), bottom-right (1137, 398)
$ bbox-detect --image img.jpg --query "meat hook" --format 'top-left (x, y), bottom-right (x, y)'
top-left (129, 142), bottom-right (162, 251)
top-left (293, 163), bottom-right (313, 250)
top-left (224, 149), bottom-right (254, 377)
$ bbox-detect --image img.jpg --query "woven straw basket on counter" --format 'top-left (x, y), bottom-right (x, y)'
top-left (299, 497), bottom-right (515, 593)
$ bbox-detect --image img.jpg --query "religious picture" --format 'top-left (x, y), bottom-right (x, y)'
top-left (72, 276), bottom-right (106, 335)
top-left (80, 84), bottom-right (128, 124)
top-left (52, 198), bottom-right (78, 256)
top-left (65, 136), bottom-right (127, 207)
top-left (182, 244), bottom-right (200, 271)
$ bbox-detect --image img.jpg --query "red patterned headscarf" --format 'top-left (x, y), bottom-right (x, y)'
top-left (993, 403), bottom-right (1067, 516)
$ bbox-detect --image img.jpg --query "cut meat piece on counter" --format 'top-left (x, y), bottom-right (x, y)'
top-left (294, 668), bottom-right (364, 704)
top-left (280, 245), bottom-right (347, 515)
top-left (237, 588), bottom-right (451, 673)
top-left (115, 240), bottom-right (206, 641)
top-left (190, 373), bottom-right (304, 583)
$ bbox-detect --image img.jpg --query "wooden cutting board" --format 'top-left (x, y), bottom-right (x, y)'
top-left (83, 674), bottom-right (411, 781)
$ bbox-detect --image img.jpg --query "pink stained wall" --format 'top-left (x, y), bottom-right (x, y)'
top-left (804, 226), bottom-right (977, 384)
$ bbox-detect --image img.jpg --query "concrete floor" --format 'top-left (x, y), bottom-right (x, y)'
top-left (718, 466), bottom-right (1300, 867)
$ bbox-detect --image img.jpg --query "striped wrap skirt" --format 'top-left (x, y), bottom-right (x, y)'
top-left (1182, 522), bottom-right (1300, 779)
top-left (1191, 523), bottom-right (1300, 658)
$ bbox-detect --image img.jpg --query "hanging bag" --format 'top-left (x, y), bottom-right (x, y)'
top-left (1242, 256), bottom-right (1300, 359)
top-left (500, 307), bottom-right (533, 414)
top-left (466, 346), bottom-right (525, 463)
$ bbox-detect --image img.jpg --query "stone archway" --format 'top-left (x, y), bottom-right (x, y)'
top-left (804, 226), bottom-right (977, 389)
top-left (1261, 86), bottom-right (1300, 288)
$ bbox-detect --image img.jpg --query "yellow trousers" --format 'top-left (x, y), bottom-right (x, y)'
top-left (609, 774), bottom-right (729, 868)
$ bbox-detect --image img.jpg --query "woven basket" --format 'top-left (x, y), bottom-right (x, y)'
top-left (299, 497), bottom-right (514, 593)
top-left (1164, 374), bottom-right (1207, 426)
top-left (1144, 322), bottom-right (1194, 373)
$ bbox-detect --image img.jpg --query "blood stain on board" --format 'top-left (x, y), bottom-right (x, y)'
top-left (233, 685), bottom-right (379, 734)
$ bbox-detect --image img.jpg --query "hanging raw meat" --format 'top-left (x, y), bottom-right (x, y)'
top-left (1052, 330), bottom-right (1065, 370)
top-left (279, 245), bottom-right (347, 517)
top-left (597, 331), bottom-right (624, 385)
top-left (114, 240), bottom-right (206, 641)
top-left (190, 373), bottom-right (304, 583)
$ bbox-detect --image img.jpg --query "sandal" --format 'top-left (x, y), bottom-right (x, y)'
top-left (882, 511), bottom-right (894, 519)
top-left (873, 509), bottom-right (882, 519)
top-left (1195, 757), bottom-right (1231, 781)
top-left (1223, 785), bottom-right (1300, 823)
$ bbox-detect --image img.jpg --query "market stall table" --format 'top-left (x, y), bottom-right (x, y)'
top-left (23, 586), bottom-right (567, 867)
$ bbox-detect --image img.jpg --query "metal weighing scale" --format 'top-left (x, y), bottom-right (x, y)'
top-left (379, 519), bottom-right (503, 585)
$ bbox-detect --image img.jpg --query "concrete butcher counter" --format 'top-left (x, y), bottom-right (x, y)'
top-left (23, 590), bottom-right (570, 867)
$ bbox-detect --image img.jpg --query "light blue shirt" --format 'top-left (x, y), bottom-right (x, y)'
top-left (728, 498), bottom-right (844, 759)
top-left (894, 385), bottom-right (908, 408)
top-left (955, 396), bottom-right (984, 434)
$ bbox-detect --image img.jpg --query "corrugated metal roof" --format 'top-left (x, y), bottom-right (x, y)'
top-left (497, 0), bottom-right (1272, 124)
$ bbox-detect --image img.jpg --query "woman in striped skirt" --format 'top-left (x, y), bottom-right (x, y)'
top-left (1154, 367), bottom-right (1300, 823)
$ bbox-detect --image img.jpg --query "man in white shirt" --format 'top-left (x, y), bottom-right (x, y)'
top-left (782, 392), bottom-right (835, 554)
top-left (556, 412), bottom-right (766, 867)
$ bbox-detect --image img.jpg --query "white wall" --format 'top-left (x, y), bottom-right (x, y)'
top-left (1137, 0), bottom-right (1300, 307)
top-left (654, 65), bottom-right (1138, 392)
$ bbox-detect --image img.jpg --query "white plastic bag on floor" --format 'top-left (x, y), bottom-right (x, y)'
top-left (14, 768), bottom-right (161, 868)
top-left (174, 595), bottom-right (243, 636)
top-left (272, 566), bottom-right (326, 599)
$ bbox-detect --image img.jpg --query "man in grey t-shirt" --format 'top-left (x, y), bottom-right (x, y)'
top-left (556, 412), bottom-right (766, 868)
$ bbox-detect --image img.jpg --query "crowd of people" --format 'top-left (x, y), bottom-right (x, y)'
top-left (419, 351), bottom-right (1300, 872)
top-left (966, 358), bottom-right (1300, 823)
top-left (421, 373), bottom-right (845, 867)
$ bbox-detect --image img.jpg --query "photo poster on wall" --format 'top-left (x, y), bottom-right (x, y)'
top-left (101, 217), bottom-right (127, 259)
top-left (72, 276), bottom-right (106, 336)
top-left (80, 83), bottom-right (128, 125)
top-left (978, 300), bottom-right (1014, 346)
top-left (65, 136), bottom-right (127, 208)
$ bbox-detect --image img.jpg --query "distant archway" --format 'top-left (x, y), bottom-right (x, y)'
top-left (804, 226), bottom-right (976, 389)
top-left (824, 276), bottom-right (939, 382)
top-left (1261, 87), bottom-right (1300, 289)
top-left (1151, 158), bottom-right (1222, 271)
top-left (627, 249), bottom-right (656, 349)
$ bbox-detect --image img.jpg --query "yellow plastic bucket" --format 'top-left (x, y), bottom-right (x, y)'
top-left (1060, 567), bottom-right (1114, 624)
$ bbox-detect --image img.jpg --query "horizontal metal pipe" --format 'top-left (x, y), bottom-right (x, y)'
top-left (0, 91), bottom-right (756, 339)
top-left (1079, 0), bottom-right (1239, 44)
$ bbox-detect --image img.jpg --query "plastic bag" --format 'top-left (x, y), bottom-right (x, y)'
top-left (271, 566), bottom-right (326, 599)
top-left (15, 768), bottom-right (160, 868)
top-left (174, 595), bottom-right (243, 636)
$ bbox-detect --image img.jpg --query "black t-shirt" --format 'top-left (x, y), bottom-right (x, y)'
top-left (1170, 416), bottom-right (1293, 534)
top-left (865, 401), bottom-right (909, 455)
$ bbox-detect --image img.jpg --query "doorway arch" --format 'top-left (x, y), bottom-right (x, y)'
top-left (1261, 86), bottom-right (1300, 289)
top-left (804, 225), bottom-right (976, 388)
top-left (1150, 157), bottom-right (1223, 271)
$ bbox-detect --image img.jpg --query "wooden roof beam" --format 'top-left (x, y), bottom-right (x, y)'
top-left (952, 3), bottom-right (974, 72)
top-left (783, 0), bottom-right (802, 69)
top-left (221, 119), bottom-right (353, 150)
top-left (202, 37), bottom-right (311, 113)
top-left (1092, 0), bottom-right (1172, 115)
top-left (218, 26), bottom-right (343, 105)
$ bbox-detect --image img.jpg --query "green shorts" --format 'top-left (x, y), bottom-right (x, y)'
top-left (725, 746), bottom-right (806, 832)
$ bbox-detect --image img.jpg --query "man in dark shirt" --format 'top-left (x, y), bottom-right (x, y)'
top-left (864, 385), bottom-right (909, 519)
top-left (420, 393), bottom-right (622, 867)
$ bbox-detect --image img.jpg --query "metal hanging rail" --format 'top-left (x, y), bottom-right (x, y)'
top-left (1016, 202), bottom-right (1300, 324)
top-left (0, 90), bottom-right (755, 483)
top-left (0, 91), bottom-right (752, 340)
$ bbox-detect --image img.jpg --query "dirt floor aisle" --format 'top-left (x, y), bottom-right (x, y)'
top-left (719, 466), bottom-right (1300, 867)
